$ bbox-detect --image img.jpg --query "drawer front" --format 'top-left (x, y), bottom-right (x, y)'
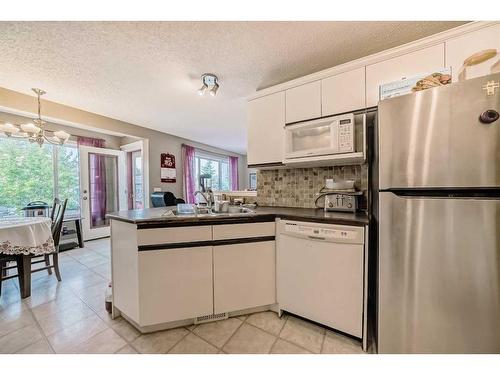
top-left (137, 225), bottom-right (212, 246)
top-left (213, 222), bottom-right (275, 240)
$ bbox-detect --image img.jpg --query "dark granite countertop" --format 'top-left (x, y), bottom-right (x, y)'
top-left (107, 206), bottom-right (369, 228)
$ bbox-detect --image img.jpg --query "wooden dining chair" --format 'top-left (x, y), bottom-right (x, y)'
top-left (32, 198), bottom-right (67, 281)
top-left (0, 198), bottom-right (67, 297)
top-left (44, 198), bottom-right (62, 275)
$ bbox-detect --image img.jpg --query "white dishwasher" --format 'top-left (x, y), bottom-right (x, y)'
top-left (277, 219), bottom-right (366, 339)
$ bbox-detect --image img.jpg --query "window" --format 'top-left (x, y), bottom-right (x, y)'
top-left (194, 151), bottom-right (231, 192)
top-left (0, 136), bottom-right (80, 217)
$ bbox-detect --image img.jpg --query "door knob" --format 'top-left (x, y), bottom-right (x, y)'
top-left (479, 109), bottom-right (499, 124)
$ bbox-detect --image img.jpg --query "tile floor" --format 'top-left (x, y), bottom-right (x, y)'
top-left (0, 238), bottom-right (367, 354)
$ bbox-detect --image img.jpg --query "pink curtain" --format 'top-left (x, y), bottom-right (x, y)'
top-left (77, 136), bottom-right (105, 148)
top-left (229, 156), bottom-right (239, 191)
top-left (182, 144), bottom-right (196, 203)
top-left (77, 137), bottom-right (106, 226)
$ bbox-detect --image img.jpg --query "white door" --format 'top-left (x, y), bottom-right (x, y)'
top-left (79, 145), bottom-right (127, 240)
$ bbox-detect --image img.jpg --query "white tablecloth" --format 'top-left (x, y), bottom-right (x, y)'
top-left (0, 217), bottom-right (55, 256)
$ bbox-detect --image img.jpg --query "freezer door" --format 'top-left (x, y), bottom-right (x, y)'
top-left (379, 73), bottom-right (500, 189)
top-left (378, 192), bottom-right (500, 353)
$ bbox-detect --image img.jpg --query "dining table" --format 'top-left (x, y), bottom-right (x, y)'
top-left (0, 216), bottom-right (55, 298)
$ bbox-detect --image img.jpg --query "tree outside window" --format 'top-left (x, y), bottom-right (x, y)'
top-left (0, 137), bottom-right (80, 217)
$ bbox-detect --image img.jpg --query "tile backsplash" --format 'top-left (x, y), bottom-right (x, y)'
top-left (256, 165), bottom-right (368, 209)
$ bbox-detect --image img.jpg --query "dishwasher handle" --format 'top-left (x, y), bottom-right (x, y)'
top-left (308, 235), bottom-right (326, 241)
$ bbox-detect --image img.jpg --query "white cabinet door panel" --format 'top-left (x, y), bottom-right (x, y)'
top-left (285, 81), bottom-right (321, 123)
top-left (366, 44), bottom-right (445, 107)
top-left (322, 67), bottom-right (366, 116)
top-left (138, 247), bottom-right (213, 325)
top-left (213, 241), bottom-right (276, 313)
top-left (446, 24), bottom-right (500, 82)
top-left (247, 92), bottom-right (285, 166)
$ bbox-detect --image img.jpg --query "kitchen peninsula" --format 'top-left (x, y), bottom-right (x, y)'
top-left (107, 207), bottom-right (368, 334)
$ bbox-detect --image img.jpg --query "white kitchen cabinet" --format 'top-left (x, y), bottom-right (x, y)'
top-left (138, 246), bottom-right (214, 325)
top-left (213, 241), bottom-right (276, 313)
top-left (322, 67), bottom-right (366, 116)
top-left (366, 44), bottom-right (445, 107)
top-left (446, 24), bottom-right (500, 82)
top-left (247, 92), bottom-right (285, 166)
top-left (285, 81), bottom-right (321, 123)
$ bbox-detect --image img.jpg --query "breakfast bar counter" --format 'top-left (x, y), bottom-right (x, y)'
top-left (106, 206), bottom-right (369, 228)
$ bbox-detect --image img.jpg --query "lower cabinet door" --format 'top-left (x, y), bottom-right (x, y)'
top-left (138, 246), bottom-right (214, 325)
top-left (213, 241), bottom-right (276, 314)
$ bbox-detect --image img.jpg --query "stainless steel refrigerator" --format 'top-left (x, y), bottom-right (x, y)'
top-left (376, 73), bottom-right (500, 353)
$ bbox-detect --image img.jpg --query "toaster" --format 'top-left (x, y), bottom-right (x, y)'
top-left (324, 193), bottom-right (359, 212)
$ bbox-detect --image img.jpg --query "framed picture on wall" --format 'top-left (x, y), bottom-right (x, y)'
top-left (249, 172), bottom-right (257, 190)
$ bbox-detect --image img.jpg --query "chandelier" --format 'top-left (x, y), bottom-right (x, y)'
top-left (0, 88), bottom-right (70, 146)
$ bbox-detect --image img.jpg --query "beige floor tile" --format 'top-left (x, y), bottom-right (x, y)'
top-left (236, 314), bottom-right (248, 321)
top-left (223, 323), bottom-right (276, 354)
top-left (76, 254), bottom-right (109, 269)
top-left (0, 280), bottom-right (22, 307)
top-left (93, 247), bottom-right (111, 259)
top-left (80, 292), bottom-right (107, 312)
top-left (109, 316), bottom-right (141, 342)
top-left (115, 344), bottom-right (138, 354)
top-left (169, 333), bottom-right (218, 354)
top-left (279, 316), bottom-right (325, 353)
top-left (245, 311), bottom-right (286, 336)
top-left (36, 303), bottom-right (96, 336)
top-left (193, 318), bottom-right (242, 349)
top-left (47, 314), bottom-right (108, 353)
top-left (16, 338), bottom-right (54, 354)
top-left (321, 330), bottom-right (364, 354)
top-left (0, 324), bottom-right (43, 354)
top-left (65, 271), bottom-right (107, 292)
top-left (0, 302), bottom-right (35, 338)
top-left (68, 328), bottom-right (127, 354)
top-left (131, 328), bottom-right (189, 354)
top-left (31, 293), bottom-right (84, 321)
top-left (93, 307), bottom-right (115, 324)
top-left (90, 262), bottom-right (111, 279)
top-left (23, 283), bottom-right (75, 309)
top-left (271, 338), bottom-right (311, 354)
top-left (72, 281), bottom-right (108, 301)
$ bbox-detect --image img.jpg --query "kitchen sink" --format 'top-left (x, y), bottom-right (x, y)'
top-left (161, 206), bottom-right (255, 218)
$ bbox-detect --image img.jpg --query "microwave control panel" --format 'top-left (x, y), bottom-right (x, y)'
top-left (337, 118), bottom-right (354, 153)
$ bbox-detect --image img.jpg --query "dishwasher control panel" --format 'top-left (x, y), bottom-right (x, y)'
top-left (283, 221), bottom-right (364, 243)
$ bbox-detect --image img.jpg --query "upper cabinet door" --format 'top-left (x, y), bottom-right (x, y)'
top-left (366, 44), bottom-right (445, 108)
top-left (321, 67), bottom-right (366, 116)
top-left (247, 91), bottom-right (285, 166)
top-left (285, 81), bottom-right (321, 123)
top-left (446, 24), bottom-right (500, 82)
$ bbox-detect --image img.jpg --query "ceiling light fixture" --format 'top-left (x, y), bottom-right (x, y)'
top-left (0, 88), bottom-right (70, 146)
top-left (198, 73), bottom-right (219, 97)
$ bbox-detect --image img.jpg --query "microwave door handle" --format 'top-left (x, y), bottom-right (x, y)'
top-left (331, 121), bottom-right (338, 152)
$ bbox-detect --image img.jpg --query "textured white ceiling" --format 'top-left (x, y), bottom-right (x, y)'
top-left (0, 21), bottom-right (466, 154)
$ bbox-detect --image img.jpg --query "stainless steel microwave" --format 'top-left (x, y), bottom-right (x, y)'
top-left (284, 113), bottom-right (355, 160)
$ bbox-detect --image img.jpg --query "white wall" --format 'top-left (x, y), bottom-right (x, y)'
top-left (120, 135), bottom-right (249, 200)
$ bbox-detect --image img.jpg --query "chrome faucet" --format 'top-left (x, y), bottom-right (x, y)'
top-left (194, 189), bottom-right (214, 213)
